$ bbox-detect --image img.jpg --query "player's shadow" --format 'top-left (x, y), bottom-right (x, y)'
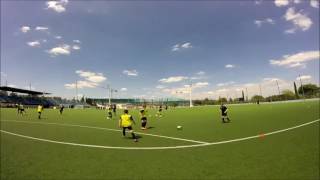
top-left (147, 126), bottom-right (155, 129)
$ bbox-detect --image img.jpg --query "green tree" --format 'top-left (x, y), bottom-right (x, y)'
top-left (298, 84), bottom-right (320, 97)
top-left (218, 97), bottom-right (227, 104)
top-left (281, 89), bottom-right (296, 100)
top-left (251, 95), bottom-right (264, 102)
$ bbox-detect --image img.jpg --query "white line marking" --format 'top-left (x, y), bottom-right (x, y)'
top-left (0, 120), bottom-right (208, 144)
top-left (1, 119), bottom-right (319, 150)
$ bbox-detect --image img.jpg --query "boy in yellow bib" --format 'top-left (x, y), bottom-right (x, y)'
top-left (119, 109), bottom-right (138, 142)
top-left (37, 105), bottom-right (43, 119)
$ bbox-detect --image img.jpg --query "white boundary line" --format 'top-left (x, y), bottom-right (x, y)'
top-left (0, 119), bottom-right (319, 150)
top-left (0, 120), bottom-right (208, 144)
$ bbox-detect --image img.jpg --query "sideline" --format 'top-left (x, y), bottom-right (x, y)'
top-left (1, 119), bottom-right (319, 150)
top-left (0, 120), bottom-right (208, 144)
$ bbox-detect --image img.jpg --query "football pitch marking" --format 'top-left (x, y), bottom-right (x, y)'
top-left (0, 119), bottom-right (319, 150)
top-left (0, 120), bottom-right (208, 144)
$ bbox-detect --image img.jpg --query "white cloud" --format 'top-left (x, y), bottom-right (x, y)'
top-left (159, 76), bottom-right (188, 83)
top-left (65, 70), bottom-right (107, 89)
top-left (254, 20), bottom-right (263, 27)
top-left (55, 36), bottom-right (62, 39)
top-left (46, 0), bottom-right (68, 13)
top-left (310, 0), bottom-right (319, 8)
top-left (72, 45), bottom-right (80, 50)
top-left (263, 78), bottom-right (280, 82)
top-left (73, 40), bottom-right (81, 43)
top-left (21, 26), bottom-right (30, 33)
top-left (297, 75), bottom-right (312, 81)
top-left (284, 7), bottom-right (313, 33)
top-left (47, 44), bottom-right (70, 56)
top-left (284, 28), bottom-right (296, 34)
top-left (42, 39), bottom-right (47, 43)
top-left (35, 26), bottom-right (49, 31)
top-left (270, 50), bottom-right (319, 68)
top-left (123, 70), bottom-right (138, 76)
top-left (171, 42), bottom-right (193, 52)
top-left (254, 18), bottom-right (275, 27)
top-left (65, 80), bottom-right (97, 89)
top-left (120, 88), bottom-right (127, 91)
top-left (156, 85), bottom-right (166, 89)
top-left (181, 42), bottom-right (192, 49)
top-left (225, 64), bottom-right (235, 68)
top-left (196, 71), bottom-right (205, 75)
top-left (275, 0), bottom-right (289, 7)
top-left (194, 82), bottom-right (209, 88)
top-left (172, 44), bottom-right (180, 52)
top-left (294, 0), bottom-right (301, 3)
top-left (196, 77), bottom-right (294, 100)
top-left (217, 81), bottom-right (235, 87)
top-left (27, 41), bottom-right (41, 47)
top-left (288, 62), bottom-right (306, 68)
top-left (76, 70), bottom-right (107, 83)
top-left (7, 84), bottom-right (17, 88)
top-left (191, 71), bottom-right (206, 80)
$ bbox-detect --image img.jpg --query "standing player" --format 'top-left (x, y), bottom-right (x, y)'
top-left (107, 107), bottom-right (112, 119)
top-left (140, 105), bottom-right (148, 130)
top-left (156, 105), bottom-right (163, 117)
top-left (17, 104), bottom-right (25, 115)
top-left (59, 105), bottom-right (64, 115)
top-left (37, 104), bottom-right (43, 119)
top-left (220, 104), bottom-right (230, 123)
top-left (119, 109), bottom-right (138, 142)
top-left (112, 104), bottom-right (117, 116)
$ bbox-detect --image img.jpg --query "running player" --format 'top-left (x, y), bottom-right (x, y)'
top-left (107, 107), bottom-right (112, 119)
top-left (156, 105), bottom-right (162, 117)
top-left (112, 104), bottom-right (117, 116)
top-left (119, 109), bottom-right (138, 142)
top-left (140, 105), bottom-right (148, 130)
top-left (220, 104), bottom-right (230, 123)
top-left (17, 104), bottom-right (25, 115)
top-left (37, 104), bottom-right (43, 119)
top-left (59, 105), bottom-right (64, 115)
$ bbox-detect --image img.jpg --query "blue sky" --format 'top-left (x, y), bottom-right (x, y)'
top-left (1, 0), bottom-right (319, 99)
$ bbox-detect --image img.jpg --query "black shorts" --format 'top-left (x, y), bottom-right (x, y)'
top-left (123, 126), bottom-right (133, 130)
top-left (141, 117), bottom-right (147, 121)
top-left (222, 113), bottom-right (227, 116)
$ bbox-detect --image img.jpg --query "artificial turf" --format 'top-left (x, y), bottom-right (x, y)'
top-left (1, 100), bottom-right (319, 180)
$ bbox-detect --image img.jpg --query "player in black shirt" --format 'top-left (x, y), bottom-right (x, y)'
top-left (156, 105), bottom-right (163, 117)
top-left (220, 104), bottom-right (230, 123)
top-left (59, 105), bottom-right (64, 115)
top-left (112, 104), bottom-right (117, 116)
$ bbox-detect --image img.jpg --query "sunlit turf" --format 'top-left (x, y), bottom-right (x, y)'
top-left (1, 100), bottom-right (319, 180)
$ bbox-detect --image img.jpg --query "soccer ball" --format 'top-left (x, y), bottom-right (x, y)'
top-left (177, 126), bottom-right (182, 130)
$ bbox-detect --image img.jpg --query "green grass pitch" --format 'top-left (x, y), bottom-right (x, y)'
top-left (1, 101), bottom-right (319, 180)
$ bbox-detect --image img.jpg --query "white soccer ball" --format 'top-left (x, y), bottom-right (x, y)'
top-left (177, 126), bottom-right (182, 130)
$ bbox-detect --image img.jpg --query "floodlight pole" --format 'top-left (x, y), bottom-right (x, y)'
top-left (76, 80), bottom-right (78, 102)
top-left (189, 83), bottom-right (193, 107)
top-left (259, 84), bottom-right (262, 97)
top-left (276, 80), bottom-right (281, 95)
top-left (245, 88), bottom-right (248, 102)
top-left (107, 84), bottom-right (111, 105)
top-left (298, 74), bottom-right (305, 98)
